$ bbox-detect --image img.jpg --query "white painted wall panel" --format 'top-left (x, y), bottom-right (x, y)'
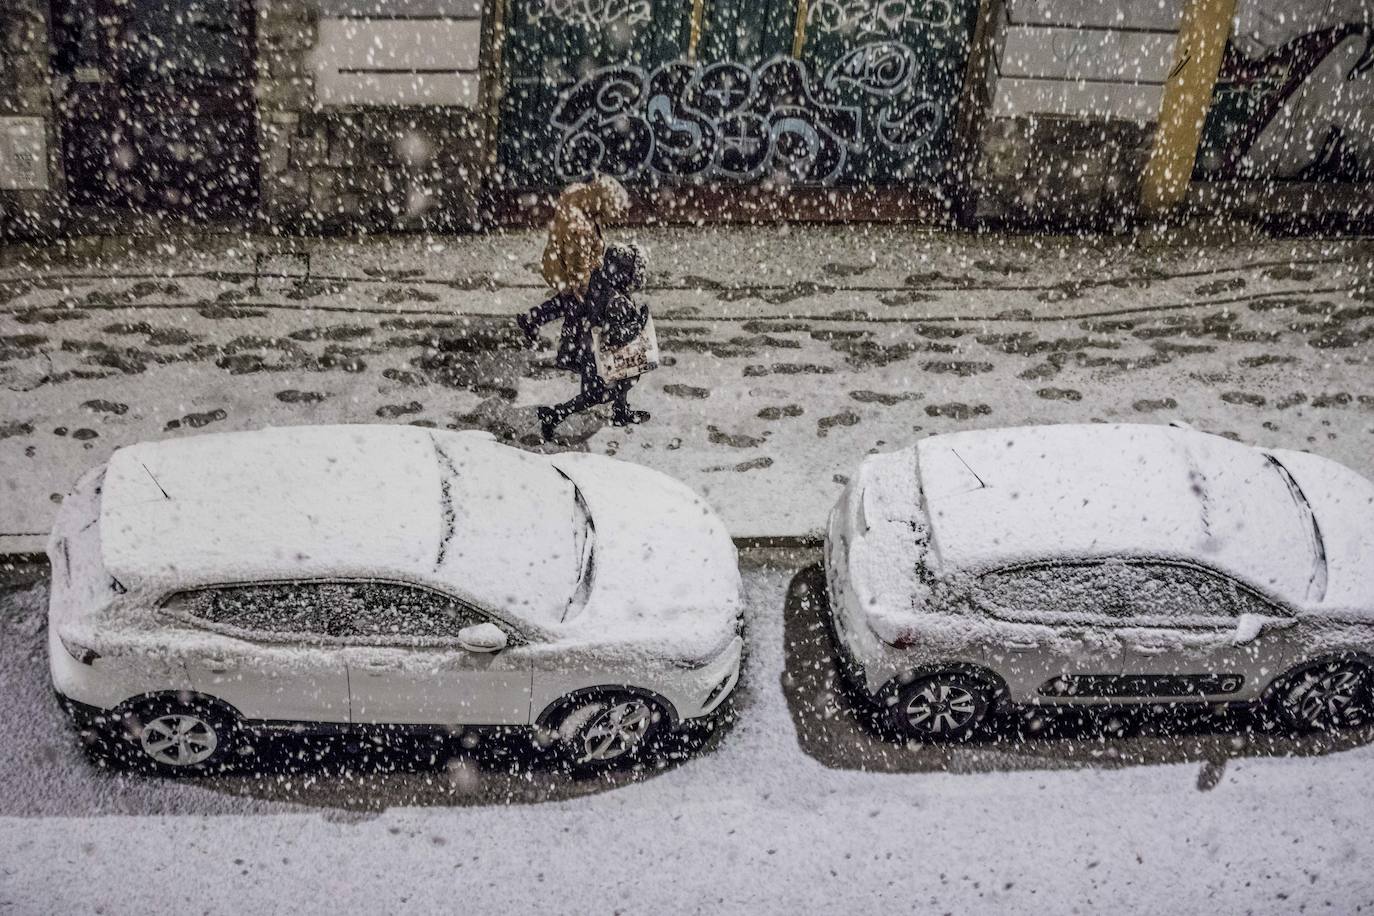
top-left (0, 118), bottom-right (48, 191)
top-left (991, 77), bottom-right (1165, 121)
top-left (310, 17), bottom-right (482, 108)
top-left (313, 18), bottom-right (481, 72)
top-left (314, 71), bottom-right (481, 107)
top-left (998, 24), bottom-right (1177, 83)
top-left (1004, 0), bottom-right (1184, 30)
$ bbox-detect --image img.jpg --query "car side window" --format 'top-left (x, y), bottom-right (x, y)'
top-left (1123, 564), bottom-right (1241, 624)
top-left (976, 563), bottom-right (1138, 625)
top-left (167, 580), bottom-right (501, 645)
top-left (169, 583), bottom-right (345, 639)
top-left (342, 582), bottom-right (486, 642)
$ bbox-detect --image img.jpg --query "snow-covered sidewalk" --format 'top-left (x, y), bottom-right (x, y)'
top-left (1, 227), bottom-right (1372, 549)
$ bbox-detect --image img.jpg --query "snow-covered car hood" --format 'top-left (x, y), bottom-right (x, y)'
top-left (1268, 448), bottom-right (1374, 618)
top-left (548, 453), bottom-right (742, 662)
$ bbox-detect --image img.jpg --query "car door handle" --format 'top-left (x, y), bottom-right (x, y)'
top-left (1132, 645), bottom-right (1169, 656)
top-left (200, 656), bottom-right (236, 672)
top-left (1006, 640), bottom-right (1039, 651)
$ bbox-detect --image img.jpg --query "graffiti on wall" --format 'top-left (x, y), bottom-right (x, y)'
top-left (550, 41), bottom-right (945, 183)
top-left (1197, 2), bottom-right (1374, 180)
top-left (527, 0), bottom-right (650, 29)
top-left (806, 0), bottom-right (954, 35)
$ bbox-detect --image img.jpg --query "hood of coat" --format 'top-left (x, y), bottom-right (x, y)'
top-left (557, 175), bottom-right (630, 224)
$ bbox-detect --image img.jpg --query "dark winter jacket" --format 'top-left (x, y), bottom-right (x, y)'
top-left (534, 244), bottom-right (648, 371)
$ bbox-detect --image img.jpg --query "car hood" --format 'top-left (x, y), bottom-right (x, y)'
top-left (1269, 448), bottom-right (1374, 617)
top-left (548, 454), bottom-right (742, 661)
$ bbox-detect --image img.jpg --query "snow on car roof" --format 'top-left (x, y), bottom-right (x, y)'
top-left (916, 424), bottom-right (1316, 604)
top-left (99, 425), bottom-right (577, 625)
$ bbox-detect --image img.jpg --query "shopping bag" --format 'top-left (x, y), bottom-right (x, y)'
top-left (592, 314), bottom-right (660, 382)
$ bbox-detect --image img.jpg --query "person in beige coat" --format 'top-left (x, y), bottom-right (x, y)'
top-left (537, 175), bottom-right (630, 297)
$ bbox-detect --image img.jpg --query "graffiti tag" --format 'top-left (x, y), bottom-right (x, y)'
top-left (806, 0), bottom-right (954, 34)
top-left (551, 42), bottom-right (945, 184)
top-left (1201, 21), bottom-right (1374, 180)
top-left (527, 0), bottom-right (651, 30)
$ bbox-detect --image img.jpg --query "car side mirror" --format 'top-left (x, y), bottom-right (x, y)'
top-left (1233, 613), bottom-right (1296, 644)
top-left (457, 622), bottom-right (508, 653)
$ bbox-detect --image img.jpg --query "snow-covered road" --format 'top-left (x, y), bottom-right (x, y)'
top-left (2, 227), bottom-right (1372, 550)
top-left (2, 553), bottom-right (1371, 914)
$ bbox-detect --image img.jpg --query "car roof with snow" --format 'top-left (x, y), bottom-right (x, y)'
top-left (98, 425), bottom-right (579, 626)
top-left (916, 424), bottom-right (1324, 606)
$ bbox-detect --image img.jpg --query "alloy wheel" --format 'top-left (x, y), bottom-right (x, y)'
top-left (139, 713), bottom-right (219, 766)
top-left (904, 682), bottom-right (978, 735)
top-left (1286, 665), bottom-right (1371, 730)
top-left (577, 699), bottom-right (654, 763)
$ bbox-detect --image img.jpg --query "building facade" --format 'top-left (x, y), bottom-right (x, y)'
top-left (0, 0), bottom-right (1370, 236)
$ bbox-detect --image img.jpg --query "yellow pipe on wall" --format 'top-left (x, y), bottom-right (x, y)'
top-left (1140, 0), bottom-right (1237, 214)
top-left (688, 0), bottom-right (706, 60)
top-left (792, 0), bottom-right (809, 58)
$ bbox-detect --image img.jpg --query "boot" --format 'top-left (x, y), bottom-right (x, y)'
top-left (612, 409), bottom-right (651, 427)
top-left (537, 406), bottom-right (560, 441)
top-left (517, 313), bottom-right (539, 348)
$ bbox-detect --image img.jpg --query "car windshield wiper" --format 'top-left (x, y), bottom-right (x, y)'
top-left (1265, 454), bottom-right (1328, 602)
top-left (555, 470), bottom-right (596, 623)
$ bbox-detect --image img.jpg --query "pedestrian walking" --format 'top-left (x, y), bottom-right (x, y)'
top-left (522, 243), bottom-right (657, 440)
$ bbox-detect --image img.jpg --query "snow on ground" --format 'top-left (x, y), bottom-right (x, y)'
top-left (2, 227), bottom-right (1372, 549)
top-left (2, 553), bottom-right (1373, 914)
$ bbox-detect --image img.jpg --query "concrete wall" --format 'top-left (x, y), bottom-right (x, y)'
top-left (0, 0), bottom-right (1368, 236)
top-left (968, 0), bottom-right (1182, 226)
top-left (255, 0), bottom-right (497, 232)
top-left (0, 0), bottom-right (61, 236)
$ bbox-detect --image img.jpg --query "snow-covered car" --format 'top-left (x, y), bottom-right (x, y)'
top-left (825, 423), bottom-right (1374, 741)
top-left (48, 425), bottom-right (744, 774)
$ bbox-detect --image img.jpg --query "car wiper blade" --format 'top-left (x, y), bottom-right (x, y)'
top-left (554, 469), bottom-right (596, 623)
top-left (1265, 454), bottom-right (1328, 602)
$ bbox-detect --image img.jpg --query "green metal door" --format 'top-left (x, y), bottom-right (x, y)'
top-left (498, 0), bottom-right (979, 191)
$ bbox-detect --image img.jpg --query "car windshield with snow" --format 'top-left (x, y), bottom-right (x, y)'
top-left (825, 423), bottom-right (1374, 742)
top-left (47, 425), bottom-right (744, 774)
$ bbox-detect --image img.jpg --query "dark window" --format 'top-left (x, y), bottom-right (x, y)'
top-left (979, 561), bottom-right (1275, 628)
top-left (170, 583), bottom-right (346, 638)
top-left (167, 581), bottom-right (489, 643)
top-left (1123, 564), bottom-right (1245, 623)
top-left (977, 562), bottom-right (1137, 625)
top-left (344, 583), bottom-right (486, 641)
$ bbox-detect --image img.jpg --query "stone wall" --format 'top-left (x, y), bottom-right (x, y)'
top-left (0, 0), bottom-right (60, 236)
top-left (255, 0), bottom-right (495, 233)
top-left (970, 116), bottom-right (1155, 228)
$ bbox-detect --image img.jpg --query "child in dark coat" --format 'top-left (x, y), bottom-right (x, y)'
top-left (519, 244), bottom-right (651, 440)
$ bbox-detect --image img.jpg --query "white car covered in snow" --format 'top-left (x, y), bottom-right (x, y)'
top-left (48, 425), bottom-right (743, 774)
top-left (826, 424), bottom-right (1374, 741)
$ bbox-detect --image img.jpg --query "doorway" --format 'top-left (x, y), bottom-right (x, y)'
top-left (50, 0), bottom-right (260, 216)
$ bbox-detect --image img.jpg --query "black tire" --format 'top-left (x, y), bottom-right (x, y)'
top-left (544, 691), bottom-right (670, 775)
top-left (109, 696), bottom-right (242, 777)
top-left (1267, 659), bottom-right (1374, 733)
top-left (887, 671), bottom-right (997, 743)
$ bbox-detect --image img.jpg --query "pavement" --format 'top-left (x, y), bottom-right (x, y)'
top-left (1, 225), bottom-right (1372, 550)
top-left (4, 553), bottom-right (1374, 913)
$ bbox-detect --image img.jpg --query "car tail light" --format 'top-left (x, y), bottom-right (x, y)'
top-left (59, 635), bottom-right (101, 666)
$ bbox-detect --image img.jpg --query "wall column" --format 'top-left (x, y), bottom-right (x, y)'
top-left (1139, 0), bottom-right (1236, 215)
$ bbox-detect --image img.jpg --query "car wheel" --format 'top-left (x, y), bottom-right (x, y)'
top-left (548, 692), bottom-right (668, 773)
top-left (1270, 659), bottom-right (1374, 733)
top-left (888, 672), bottom-right (995, 742)
top-left (120, 697), bottom-right (241, 776)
